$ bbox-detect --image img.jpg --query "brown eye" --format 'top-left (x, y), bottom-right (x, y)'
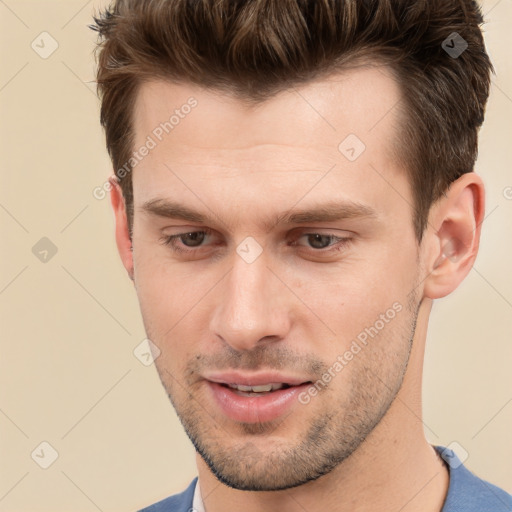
top-left (305, 234), bottom-right (336, 249)
top-left (179, 231), bottom-right (207, 247)
top-left (160, 229), bottom-right (214, 253)
top-left (294, 233), bottom-right (350, 251)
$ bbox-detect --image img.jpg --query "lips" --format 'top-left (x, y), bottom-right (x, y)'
top-left (204, 372), bottom-right (312, 423)
top-left (227, 382), bottom-right (289, 395)
top-left (206, 372), bottom-right (310, 387)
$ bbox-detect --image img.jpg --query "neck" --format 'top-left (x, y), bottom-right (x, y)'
top-left (197, 298), bottom-right (449, 512)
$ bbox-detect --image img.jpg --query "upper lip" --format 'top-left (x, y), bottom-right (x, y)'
top-left (204, 372), bottom-right (311, 387)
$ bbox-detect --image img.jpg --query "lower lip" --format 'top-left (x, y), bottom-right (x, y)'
top-left (207, 382), bottom-right (311, 423)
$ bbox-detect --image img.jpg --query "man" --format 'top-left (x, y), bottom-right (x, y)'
top-left (91, 1), bottom-right (511, 510)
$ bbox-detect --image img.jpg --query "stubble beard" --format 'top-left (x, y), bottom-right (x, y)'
top-left (155, 296), bottom-right (420, 491)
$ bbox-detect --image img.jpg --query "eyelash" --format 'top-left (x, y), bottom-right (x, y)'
top-left (159, 228), bottom-right (351, 255)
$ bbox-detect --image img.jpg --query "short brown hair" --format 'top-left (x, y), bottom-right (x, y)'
top-left (91, 0), bottom-right (492, 241)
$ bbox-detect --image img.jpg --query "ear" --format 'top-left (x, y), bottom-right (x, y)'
top-left (109, 176), bottom-right (134, 281)
top-left (422, 172), bottom-right (485, 299)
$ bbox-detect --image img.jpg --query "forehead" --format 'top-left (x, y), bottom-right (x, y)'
top-left (129, 65), bottom-right (409, 228)
top-left (133, 64), bottom-right (403, 153)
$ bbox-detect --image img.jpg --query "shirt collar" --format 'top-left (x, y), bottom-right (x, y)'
top-left (192, 478), bottom-right (206, 512)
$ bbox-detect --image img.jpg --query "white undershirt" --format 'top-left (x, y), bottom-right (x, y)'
top-left (192, 479), bottom-right (206, 512)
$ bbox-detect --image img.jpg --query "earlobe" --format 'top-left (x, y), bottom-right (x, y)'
top-left (109, 176), bottom-right (134, 281)
top-left (423, 173), bottom-right (485, 300)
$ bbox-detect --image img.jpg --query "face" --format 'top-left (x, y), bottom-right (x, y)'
top-left (128, 66), bottom-right (424, 490)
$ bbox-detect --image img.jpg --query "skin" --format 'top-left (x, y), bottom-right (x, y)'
top-left (110, 65), bottom-right (485, 511)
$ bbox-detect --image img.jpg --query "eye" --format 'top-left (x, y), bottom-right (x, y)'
top-left (301, 234), bottom-right (339, 250)
top-left (160, 229), bottom-right (213, 253)
top-left (290, 233), bottom-right (352, 256)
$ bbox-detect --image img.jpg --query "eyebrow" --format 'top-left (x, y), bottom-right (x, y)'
top-left (140, 198), bottom-right (377, 231)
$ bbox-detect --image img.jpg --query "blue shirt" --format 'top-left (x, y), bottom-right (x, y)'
top-left (139, 446), bottom-right (512, 511)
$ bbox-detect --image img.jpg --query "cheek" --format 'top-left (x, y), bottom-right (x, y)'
top-left (133, 254), bottom-right (184, 339)
top-left (134, 243), bottom-right (196, 311)
top-left (355, 237), bottom-right (418, 300)
top-left (133, 250), bottom-right (218, 365)
top-left (299, 252), bottom-right (417, 352)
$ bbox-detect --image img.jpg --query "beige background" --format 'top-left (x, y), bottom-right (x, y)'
top-left (0, 0), bottom-right (510, 510)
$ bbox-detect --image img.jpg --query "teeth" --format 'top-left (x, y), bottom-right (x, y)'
top-left (227, 383), bottom-right (285, 392)
top-left (251, 384), bottom-right (273, 392)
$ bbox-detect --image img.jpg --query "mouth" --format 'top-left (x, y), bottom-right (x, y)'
top-left (204, 373), bottom-right (313, 423)
top-left (222, 382), bottom-right (297, 397)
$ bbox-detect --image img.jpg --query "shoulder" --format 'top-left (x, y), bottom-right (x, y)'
top-left (138, 478), bottom-right (197, 512)
top-left (436, 446), bottom-right (512, 512)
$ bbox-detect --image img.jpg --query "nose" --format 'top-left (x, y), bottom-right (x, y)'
top-left (209, 253), bottom-right (292, 352)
